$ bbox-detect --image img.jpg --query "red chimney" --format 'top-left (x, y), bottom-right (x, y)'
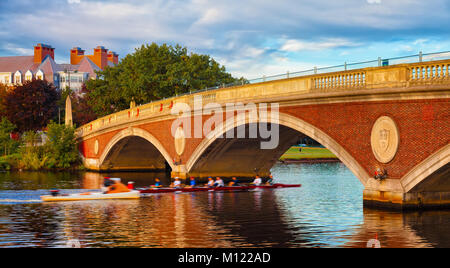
top-left (92, 46), bottom-right (108, 69)
top-left (70, 47), bottom-right (85, 65)
top-left (107, 51), bottom-right (119, 65)
top-left (34, 43), bottom-right (55, 63)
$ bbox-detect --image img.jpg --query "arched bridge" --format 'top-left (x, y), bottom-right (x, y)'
top-left (77, 58), bottom-right (450, 209)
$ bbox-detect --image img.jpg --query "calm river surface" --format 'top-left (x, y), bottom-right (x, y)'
top-left (0, 162), bottom-right (448, 248)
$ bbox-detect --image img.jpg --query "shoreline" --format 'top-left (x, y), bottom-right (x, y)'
top-left (279, 158), bottom-right (341, 164)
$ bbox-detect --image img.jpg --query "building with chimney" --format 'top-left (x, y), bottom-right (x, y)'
top-left (0, 43), bottom-right (119, 92)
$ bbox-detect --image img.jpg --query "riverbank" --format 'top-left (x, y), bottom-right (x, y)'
top-left (1, 146), bottom-right (338, 172)
top-left (0, 154), bottom-right (83, 172)
top-left (0, 154), bottom-right (19, 171)
top-left (279, 146), bottom-right (339, 163)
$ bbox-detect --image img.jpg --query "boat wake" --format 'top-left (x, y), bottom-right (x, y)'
top-left (0, 199), bottom-right (42, 204)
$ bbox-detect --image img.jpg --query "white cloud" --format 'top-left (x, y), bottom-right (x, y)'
top-left (195, 8), bottom-right (223, 25)
top-left (1, 0), bottom-right (448, 79)
top-left (3, 43), bottom-right (33, 55)
top-left (280, 38), bottom-right (357, 52)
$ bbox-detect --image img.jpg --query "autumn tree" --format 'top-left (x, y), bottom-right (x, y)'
top-left (86, 43), bottom-right (246, 117)
top-left (4, 80), bottom-right (59, 132)
top-left (58, 85), bottom-right (97, 127)
top-left (0, 83), bottom-right (8, 118)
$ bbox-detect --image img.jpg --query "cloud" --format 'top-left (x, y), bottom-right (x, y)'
top-left (280, 38), bottom-right (358, 52)
top-left (2, 43), bottom-right (33, 55)
top-left (0, 0), bottom-right (448, 78)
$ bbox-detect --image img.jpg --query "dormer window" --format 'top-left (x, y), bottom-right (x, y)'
top-left (36, 70), bottom-right (44, 80)
top-left (25, 70), bottom-right (33, 81)
top-left (14, 71), bottom-right (22, 84)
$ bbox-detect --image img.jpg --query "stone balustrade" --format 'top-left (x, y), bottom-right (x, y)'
top-left (77, 59), bottom-right (450, 138)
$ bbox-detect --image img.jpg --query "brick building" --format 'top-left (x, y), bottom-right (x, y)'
top-left (0, 43), bottom-right (118, 92)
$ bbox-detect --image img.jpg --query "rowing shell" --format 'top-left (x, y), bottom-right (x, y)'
top-left (139, 184), bottom-right (301, 194)
top-left (41, 190), bottom-right (141, 202)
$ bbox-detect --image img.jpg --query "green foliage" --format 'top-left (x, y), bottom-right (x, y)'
top-left (17, 123), bottom-right (79, 170)
top-left (86, 43), bottom-right (246, 117)
top-left (44, 122), bottom-right (79, 169)
top-left (0, 117), bottom-right (19, 156)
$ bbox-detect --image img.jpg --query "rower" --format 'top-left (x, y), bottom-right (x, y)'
top-left (206, 177), bottom-right (215, 188)
top-left (188, 177), bottom-right (197, 188)
top-left (106, 178), bottom-right (131, 194)
top-left (266, 174), bottom-right (274, 185)
top-left (213, 177), bottom-right (225, 187)
top-left (228, 177), bottom-right (240, 186)
top-left (171, 177), bottom-right (182, 189)
top-left (252, 175), bottom-right (262, 186)
top-left (152, 178), bottom-right (162, 188)
top-left (101, 177), bottom-right (114, 193)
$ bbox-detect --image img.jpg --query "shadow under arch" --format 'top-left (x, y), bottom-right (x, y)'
top-left (186, 112), bottom-right (370, 187)
top-left (401, 144), bottom-right (450, 193)
top-left (99, 127), bottom-right (174, 171)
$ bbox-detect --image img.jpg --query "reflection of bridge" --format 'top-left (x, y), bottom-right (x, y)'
top-left (76, 57), bottom-right (449, 209)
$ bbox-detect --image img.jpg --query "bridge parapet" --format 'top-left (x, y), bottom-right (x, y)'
top-left (77, 58), bottom-right (450, 138)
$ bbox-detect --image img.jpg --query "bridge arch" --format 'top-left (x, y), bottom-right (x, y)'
top-left (99, 127), bottom-right (175, 171)
top-left (401, 144), bottom-right (450, 193)
top-left (186, 112), bottom-right (371, 187)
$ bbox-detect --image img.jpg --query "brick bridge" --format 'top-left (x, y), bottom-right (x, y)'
top-left (76, 58), bottom-right (449, 209)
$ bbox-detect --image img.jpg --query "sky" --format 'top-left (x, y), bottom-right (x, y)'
top-left (0, 0), bottom-right (449, 79)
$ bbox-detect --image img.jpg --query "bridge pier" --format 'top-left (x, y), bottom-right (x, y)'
top-left (363, 161), bottom-right (450, 210)
top-left (171, 165), bottom-right (188, 179)
top-left (363, 190), bottom-right (450, 210)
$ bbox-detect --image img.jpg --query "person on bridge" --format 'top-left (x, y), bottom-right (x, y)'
top-left (105, 178), bottom-right (131, 194)
top-left (252, 175), bottom-right (262, 186)
top-left (228, 177), bottom-right (240, 186)
top-left (213, 177), bottom-right (225, 187)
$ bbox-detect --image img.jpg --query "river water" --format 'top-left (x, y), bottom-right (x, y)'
top-left (0, 162), bottom-right (448, 248)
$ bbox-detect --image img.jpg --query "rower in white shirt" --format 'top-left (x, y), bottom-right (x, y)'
top-left (252, 175), bottom-right (262, 186)
top-left (171, 177), bottom-right (182, 188)
top-left (213, 177), bottom-right (224, 187)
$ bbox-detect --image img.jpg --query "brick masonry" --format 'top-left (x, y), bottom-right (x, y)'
top-left (79, 98), bottom-right (449, 180)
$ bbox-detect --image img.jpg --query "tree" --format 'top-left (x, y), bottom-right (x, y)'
top-left (57, 85), bottom-right (97, 127)
top-left (0, 117), bottom-right (18, 156)
top-left (45, 122), bottom-right (79, 169)
top-left (0, 83), bottom-right (8, 118)
top-left (86, 43), bottom-right (246, 117)
top-left (4, 80), bottom-right (59, 132)
top-left (72, 84), bottom-right (97, 126)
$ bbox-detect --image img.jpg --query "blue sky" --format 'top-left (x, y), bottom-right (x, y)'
top-left (0, 0), bottom-right (449, 79)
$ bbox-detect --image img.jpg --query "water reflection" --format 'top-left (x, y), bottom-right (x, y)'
top-left (0, 163), bottom-right (449, 248)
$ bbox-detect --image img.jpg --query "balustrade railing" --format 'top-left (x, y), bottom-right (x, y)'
top-left (77, 51), bottom-right (450, 137)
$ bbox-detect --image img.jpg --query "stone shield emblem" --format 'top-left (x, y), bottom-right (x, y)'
top-left (174, 127), bottom-right (186, 156)
top-left (378, 129), bottom-right (390, 152)
top-left (371, 116), bottom-right (399, 163)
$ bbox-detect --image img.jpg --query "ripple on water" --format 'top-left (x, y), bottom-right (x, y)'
top-left (0, 163), bottom-right (449, 248)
